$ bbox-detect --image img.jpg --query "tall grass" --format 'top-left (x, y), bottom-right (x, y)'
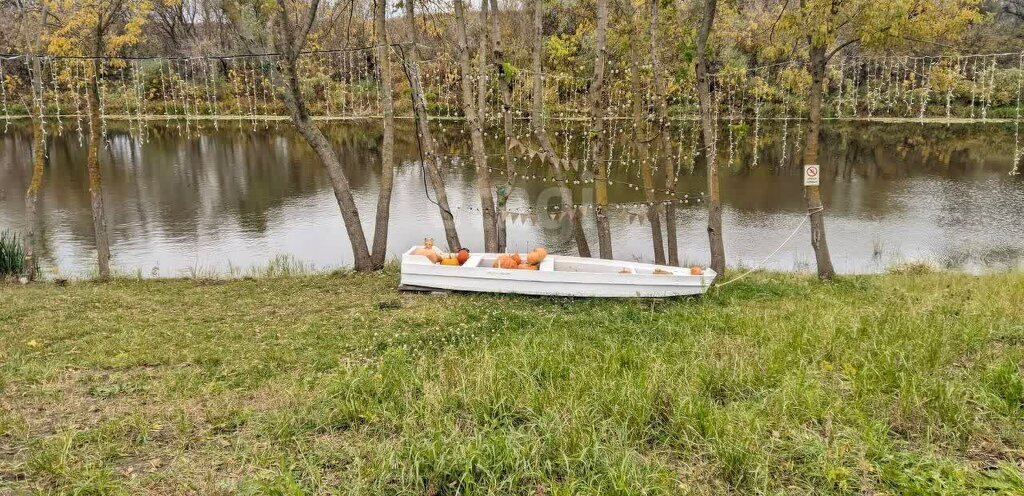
top-left (2, 270), bottom-right (1022, 494)
top-left (0, 229), bottom-right (25, 277)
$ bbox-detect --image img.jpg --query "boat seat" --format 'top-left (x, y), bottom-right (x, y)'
top-left (464, 255), bottom-right (484, 268)
top-left (539, 258), bottom-right (554, 272)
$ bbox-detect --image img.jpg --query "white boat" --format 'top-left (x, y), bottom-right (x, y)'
top-left (399, 246), bottom-right (717, 297)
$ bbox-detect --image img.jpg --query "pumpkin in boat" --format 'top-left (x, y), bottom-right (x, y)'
top-left (440, 257), bottom-right (460, 266)
top-left (526, 247), bottom-right (547, 265)
top-left (690, 266), bottom-right (703, 275)
top-left (517, 263), bottom-right (538, 270)
top-left (456, 248), bottom-right (470, 265)
top-left (493, 255), bottom-right (518, 269)
top-left (510, 253), bottom-right (522, 265)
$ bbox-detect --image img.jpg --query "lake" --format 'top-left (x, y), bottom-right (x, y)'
top-left (1, 119), bottom-right (1022, 277)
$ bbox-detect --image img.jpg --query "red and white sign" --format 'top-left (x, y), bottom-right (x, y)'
top-left (804, 164), bottom-right (820, 186)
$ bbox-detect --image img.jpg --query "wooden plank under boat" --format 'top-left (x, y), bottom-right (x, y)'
top-left (399, 246), bottom-right (716, 297)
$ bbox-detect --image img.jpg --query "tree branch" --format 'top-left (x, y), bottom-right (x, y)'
top-left (825, 36), bottom-right (860, 62)
top-left (295, 0), bottom-right (320, 55)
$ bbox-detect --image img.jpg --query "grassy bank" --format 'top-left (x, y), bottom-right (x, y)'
top-left (1, 269), bottom-right (1022, 495)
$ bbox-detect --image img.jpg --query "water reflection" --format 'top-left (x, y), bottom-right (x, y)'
top-left (1, 120), bottom-right (1021, 277)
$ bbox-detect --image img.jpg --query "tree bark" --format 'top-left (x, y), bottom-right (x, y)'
top-left (371, 0), bottom-right (395, 269)
top-left (487, 0), bottom-right (514, 251)
top-left (590, 0), bottom-right (612, 259)
top-left (454, 0), bottom-right (498, 252)
top-left (695, 0), bottom-right (724, 274)
top-left (87, 54), bottom-right (111, 280)
top-left (529, 0), bottom-right (590, 257)
top-left (650, 0), bottom-right (678, 266)
top-left (403, 0), bottom-right (462, 251)
top-left (804, 44), bottom-right (836, 280)
top-left (630, 54), bottom-right (665, 264)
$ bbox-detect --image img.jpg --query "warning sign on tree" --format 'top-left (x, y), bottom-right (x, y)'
top-left (804, 164), bottom-right (820, 186)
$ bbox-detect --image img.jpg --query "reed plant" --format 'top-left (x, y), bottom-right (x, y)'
top-left (0, 229), bottom-right (25, 277)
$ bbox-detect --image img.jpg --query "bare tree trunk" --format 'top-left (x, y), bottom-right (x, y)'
top-left (273, 0), bottom-right (373, 271)
top-left (277, 64), bottom-right (373, 270)
top-left (371, 0), bottom-right (395, 269)
top-left (23, 4), bottom-right (50, 280)
top-left (87, 55), bottom-right (111, 280)
top-left (403, 0), bottom-right (462, 251)
top-left (25, 53), bottom-right (46, 280)
top-left (804, 44), bottom-right (835, 280)
top-left (454, 0), bottom-right (498, 252)
top-left (529, 0), bottom-right (590, 256)
top-left (695, 0), bottom-right (724, 274)
top-left (650, 0), bottom-right (678, 266)
top-left (630, 54), bottom-right (665, 264)
top-left (487, 0), bottom-right (514, 251)
top-left (222, 0), bottom-right (375, 270)
top-left (590, 0), bottom-right (612, 259)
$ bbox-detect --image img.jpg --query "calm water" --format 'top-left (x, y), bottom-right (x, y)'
top-left (1, 119), bottom-right (1022, 277)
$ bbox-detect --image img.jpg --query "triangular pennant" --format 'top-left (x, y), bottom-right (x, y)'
top-left (530, 213), bottom-right (538, 225)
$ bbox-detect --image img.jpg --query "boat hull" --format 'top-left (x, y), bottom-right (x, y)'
top-left (400, 247), bottom-right (716, 298)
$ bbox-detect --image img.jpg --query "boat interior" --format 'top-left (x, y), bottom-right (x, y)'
top-left (407, 247), bottom-right (689, 276)
top-left (469, 255), bottom-right (685, 275)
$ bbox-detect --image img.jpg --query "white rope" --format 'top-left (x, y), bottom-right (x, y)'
top-left (714, 206), bottom-right (823, 288)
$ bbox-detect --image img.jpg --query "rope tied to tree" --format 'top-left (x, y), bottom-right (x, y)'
top-left (713, 205), bottom-right (826, 289)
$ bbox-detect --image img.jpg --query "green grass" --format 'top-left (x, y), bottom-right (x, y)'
top-left (1, 269), bottom-right (1022, 495)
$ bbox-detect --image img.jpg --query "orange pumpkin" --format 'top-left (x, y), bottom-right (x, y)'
top-left (526, 248), bottom-right (547, 265)
top-left (690, 266), bottom-right (703, 275)
top-left (517, 263), bottom-right (538, 270)
top-left (493, 256), bottom-right (518, 269)
top-left (440, 258), bottom-right (460, 266)
top-left (456, 248), bottom-right (470, 265)
top-left (509, 253), bottom-right (522, 265)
